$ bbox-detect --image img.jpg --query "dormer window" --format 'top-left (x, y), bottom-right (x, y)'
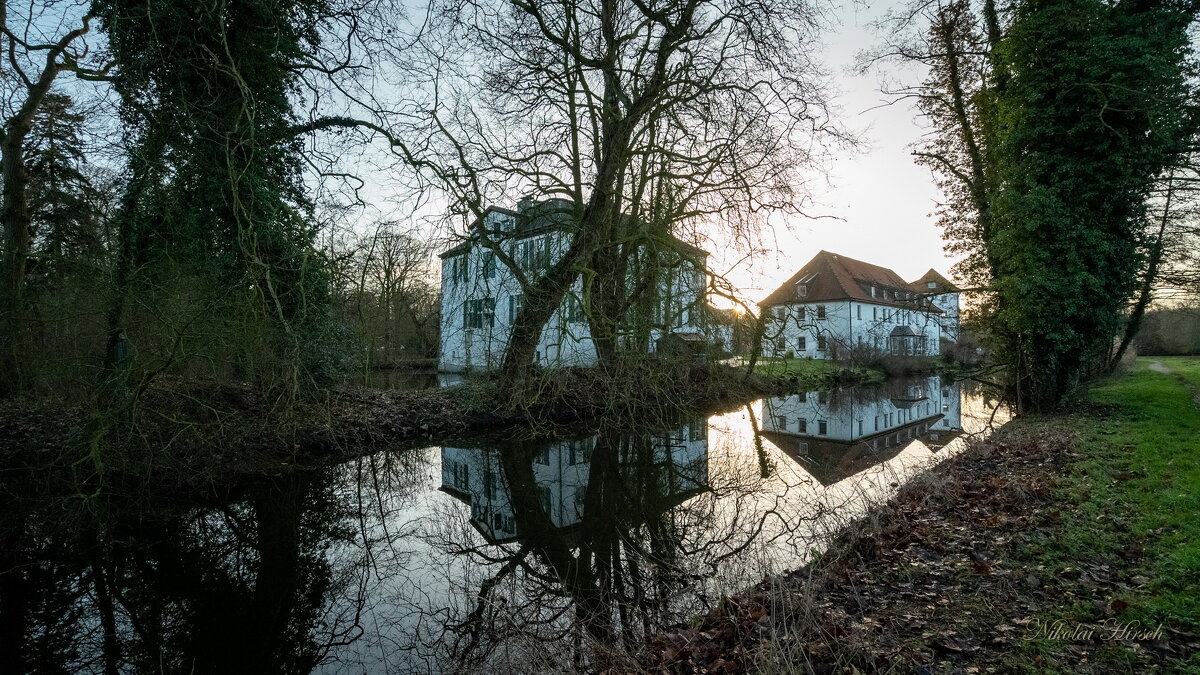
top-left (870, 286), bottom-right (876, 298)
top-left (927, 281), bottom-right (937, 289)
top-left (797, 283), bottom-right (808, 298)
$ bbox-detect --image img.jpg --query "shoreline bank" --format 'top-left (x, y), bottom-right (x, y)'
top-left (644, 358), bottom-right (1200, 673)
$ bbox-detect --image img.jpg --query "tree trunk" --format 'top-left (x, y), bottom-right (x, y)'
top-left (0, 18), bottom-right (90, 396)
top-left (1110, 175), bottom-right (1176, 370)
top-left (0, 112), bottom-right (36, 396)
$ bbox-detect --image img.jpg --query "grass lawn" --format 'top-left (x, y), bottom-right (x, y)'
top-left (750, 356), bottom-right (885, 385)
top-left (1010, 357), bottom-right (1200, 669)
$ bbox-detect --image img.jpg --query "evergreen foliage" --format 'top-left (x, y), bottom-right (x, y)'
top-left (894, 0), bottom-right (1198, 411)
top-left (93, 0), bottom-right (336, 391)
top-left (987, 0), bottom-right (1196, 410)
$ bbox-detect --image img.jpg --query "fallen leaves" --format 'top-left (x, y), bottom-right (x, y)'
top-left (642, 426), bottom-right (1195, 674)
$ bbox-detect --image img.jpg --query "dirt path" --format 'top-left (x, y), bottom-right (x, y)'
top-left (1149, 360), bottom-right (1172, 374)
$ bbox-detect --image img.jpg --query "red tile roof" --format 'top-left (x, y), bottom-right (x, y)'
top-left (909, 268), bottom-right (959, 293)
top-left (759, 251), bottom-right (945, 313)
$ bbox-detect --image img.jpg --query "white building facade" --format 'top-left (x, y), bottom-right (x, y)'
top-left (910, 269), bottom-right (961, 343)
top-left (438, 198), bottom-right (710, 373)
top-left (759, 251), bottom-right (959, 360)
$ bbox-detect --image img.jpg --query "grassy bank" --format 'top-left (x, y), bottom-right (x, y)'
top-left (650, 358), bottom-right (1199, 673)
top-left (751, 356), bottom-right (885, 385)
top-left (1040, 357), bottom-right (1200, 653)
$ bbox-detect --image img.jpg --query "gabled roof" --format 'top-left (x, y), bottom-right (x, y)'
top-left (759, 250), bottom-right (942, 313)
top-left (909, 269), bottom-right (959, 293)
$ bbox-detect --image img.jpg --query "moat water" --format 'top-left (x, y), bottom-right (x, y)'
top-left (0, 376), bottom-right (1008, 673)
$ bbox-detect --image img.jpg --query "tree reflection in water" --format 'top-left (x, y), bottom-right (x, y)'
top-left (0, 376), bottom-right (1007, 673)
top-left (0, 448), bottom-right (431, 673)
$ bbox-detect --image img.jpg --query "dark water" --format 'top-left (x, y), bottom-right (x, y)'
top-left (0, 376), bottom-right (1006, 674)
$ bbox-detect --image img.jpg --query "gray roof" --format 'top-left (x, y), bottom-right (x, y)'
top-left (439, 200), bottom-right (710, 260)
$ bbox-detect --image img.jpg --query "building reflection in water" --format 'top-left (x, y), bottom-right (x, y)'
top-left (440, 420), bottom-right (709, 543)
top-left (760, 376), bottom-right (964, 485)
top-left (0, 377), bottom-right (999, 674)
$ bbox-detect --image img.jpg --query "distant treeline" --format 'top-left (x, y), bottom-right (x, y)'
top-left (1135, 307), bottom-right (1200, 356)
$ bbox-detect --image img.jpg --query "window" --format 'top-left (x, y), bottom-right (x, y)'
top-left (816, 305), bottom-right (827, 320)
top-left (797, 336), bottom-right (806, 350)
top-left (674, 303), bottom-right (689, 328)
top-left (818, 391), bottom-right (827, 404)
top-left (874, 415), bottom-right (880, 431)
top-left (451, 461), bottom-right (469, 491)
top-left (568, 439), bottom-right (591, 465)
top-left (775, 337), bottom-right (786, 351)
top-left (873, 307), bottom-right (878, 320)
top-left (775, 306), bottom-right (786, 322)
top-left (483, 468), bottom-right (497, 500)
top-left (817, 335), bottom-right (827, 351)
top-left (518, 237), bottom-right (550, 271)
top-left (797, 283), bottom-right (808, 298)
top-left (493, 512), bottom-right (515, 534)
top-left (481, 251), bottom-right (496, 279)
top-left (797, 418), bottom-right (808, 433)
top-left (856, 305), bottom-right (862, 320)
top-left (943, 403), bottom-right (950, 412)
top-left (508, 294), bottom-right (524, 324)
top-left (870, 286), bottom-right (876, 298)
top-left (928, 281), bottom-right (937, 289)
top-left (797, 305), bottom-right (806, 321)
top-left (449, 255), bottom-right (468, 284)
top-left (464, 297), bottom-right (495, 329)
top-left (776, 415), bottom-right (787, 429)
top-left (534, 449), bottom-right (551, 465)
top-left (857, 419), bottom-right (864, 435)
top-left (818, 420), bottom-right (827, 435)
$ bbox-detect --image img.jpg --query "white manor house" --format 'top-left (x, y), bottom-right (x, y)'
top-left (438, 198), bottom-right (710, 373)
top-left (760, 251), bottom-right (960, 359)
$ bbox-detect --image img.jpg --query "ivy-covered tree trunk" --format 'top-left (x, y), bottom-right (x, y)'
top-left (0, 20), bottom-right (92, 396)
top-left (94, 0), bottom-right (334, 394)
top-left (986, 0), bottom-right (1196, 411)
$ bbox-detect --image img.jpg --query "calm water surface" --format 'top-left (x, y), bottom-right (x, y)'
top-left (1, 376), bottom-right (1007, 673)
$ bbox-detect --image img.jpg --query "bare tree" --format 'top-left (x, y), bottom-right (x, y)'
top-left (0, 0), bottom-right (109, 395)
top-left (371, 0), bottom-right (845, 387)
top-left (334, 220), bottom-right (441, 372)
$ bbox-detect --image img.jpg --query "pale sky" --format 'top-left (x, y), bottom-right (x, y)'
top-left (713, 2), bottom-right (954, 307)
top-left (392, 0), bottom-right (956, 308)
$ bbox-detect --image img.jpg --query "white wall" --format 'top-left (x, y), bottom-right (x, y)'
top-left (439, 210), bottom-right (708, 373)
top-left (763, 300), bottom-right (944, 360)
